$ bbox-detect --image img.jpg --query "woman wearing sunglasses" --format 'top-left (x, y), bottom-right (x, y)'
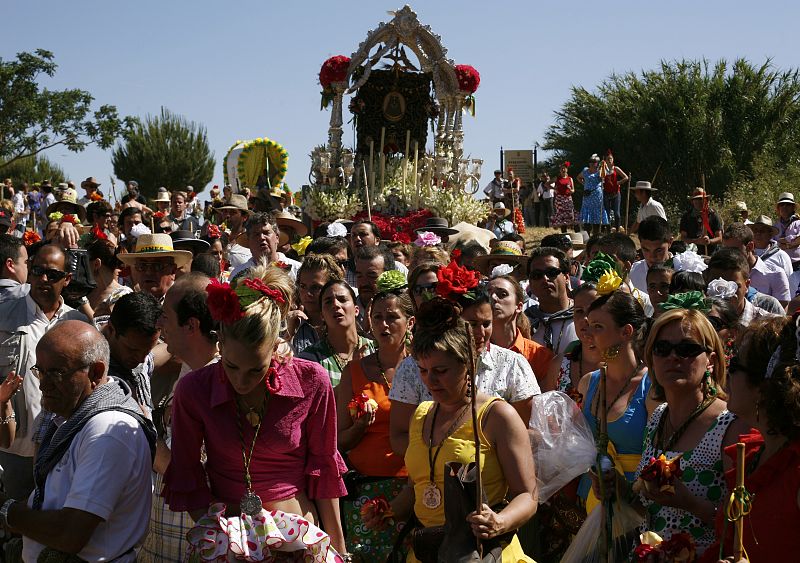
top-left (698, 317), bottom-right (800, 563)
top-left (407, 262), bottom-right (443, 313)
top-left (632, 308), bottom-right (750, 557)
top-left (578, 288), bottom-right (655, 513)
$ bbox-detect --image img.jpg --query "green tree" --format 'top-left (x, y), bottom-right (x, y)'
top-left (111, 107), bottom-right (215, 198)
top-left (0, 49), bottom-right (135, 170)
top-left (0, 154), bottom-right (66, 187)
top-left (544, 59), bottom-right (800, 225)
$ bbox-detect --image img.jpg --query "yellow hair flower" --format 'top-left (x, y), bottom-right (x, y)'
top-left (291, 236), bottom-right (312, 256)
top-left (596, 269), bottom-right (623, 295)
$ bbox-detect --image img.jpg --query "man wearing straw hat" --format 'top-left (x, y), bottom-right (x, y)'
top-left (78, 177), bottom-right (103, 207)
top-left (750, 215), bottom-right (793, 279)
top-left (774, 192), bottom-right (800, 270)
top-left (216, 194), bottom-right (251, 269)
top-left (486, 202), bottom-right (516, 239)
top-left (118, 233), bottom-right (192, 303)
top-left (679, 187), bottom-right (722, 255)
top-left (630, 181), bottom-right (665, 234)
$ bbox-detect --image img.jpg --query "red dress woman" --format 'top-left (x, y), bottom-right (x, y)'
top-left (551, 162), bottom-right (576, 233)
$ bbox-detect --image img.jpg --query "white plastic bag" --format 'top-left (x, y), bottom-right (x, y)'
top-left (528, 391), bottom-right (597, 503)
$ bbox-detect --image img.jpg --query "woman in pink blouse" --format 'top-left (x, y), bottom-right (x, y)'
top-left (163, 264), bottom-right (348, 557)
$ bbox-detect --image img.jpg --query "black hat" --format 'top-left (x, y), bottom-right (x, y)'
top-left (170, 230), bottom-right (210, 255)
top-left (414, 217), bottom-right (459, 236)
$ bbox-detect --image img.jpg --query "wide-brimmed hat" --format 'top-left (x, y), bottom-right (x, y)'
top-left (751, 215), bottom-right (779, 236)
top-left (449, 222), bottom-right (496, 251)
top-left (80, 177), bottom-right (101, 189)
top-left (154, 188), bottom-right (171, 203)
top-left (690, 187), bottom-right (709, 200)
top-left (777, 192), bottom-right (795, 205)
top-left (473, 241), bottom-right (529, 275)
top-left (218, 194), bottom-right (250, 212)
top-left (633, 181), bottom-right (657, 192)
top-left (734, 201), bottom-right (748, 212)
top-left (414, 217), bottom-right (459, 236)
top-left (46, 187), bottom-right (86, 221)
top-left (118, 233), bottom-right (193, 268)
top-left (493, 202), bottom-right (511, 217)
top-left (274, 210), bottom-right (308, 246)
top-left (170, 230), bottom-right (210, 255)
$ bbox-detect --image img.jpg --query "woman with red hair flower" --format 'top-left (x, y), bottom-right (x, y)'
top-left (163, 265), bottom-right (349, 561)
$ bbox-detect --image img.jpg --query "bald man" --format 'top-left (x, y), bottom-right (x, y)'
top-left (0, 245), bottom-right (88, 501)
top-left (0, 321), bottom-right (155, 562)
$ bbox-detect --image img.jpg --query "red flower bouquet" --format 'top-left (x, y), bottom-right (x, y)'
top-left (89, 192), bottom-right (103, 202)
top-left (437, 259), bottom-right (481, 302)
top-left (206, 224), bottom-right (222, 239)
top-left (360, 496), bottom-right (393, 530)
top-left (633, 454), bottom-right (683, 495)
top-left (153, 211), bottom-right (166, 220)
top-left (60, 214), bottom-right (78, 225)
top-left (319, 55), bottom-right (350, 87)
top-left (454, 64), bottom-right (480, 93)
top-left (347, 393), bottom-right (377, 418)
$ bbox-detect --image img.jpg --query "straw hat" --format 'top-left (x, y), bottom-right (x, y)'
top-left (633, 181), bottom-right (657, 191)
top-left (751, 215), bottom-right (779, 236)
top-left (154, 188), bottom-right (171, 203)
top-left (493, 202), bottom-right (511, 217)
top-left (117, 233), bottom-right (193, 268)
top-left (473, 240), bottom-right (529, 275)
top-left (80, 177), bottom-right (101, 189)
top-left (777, 192), bottom-right (795, 205)
top-left (46, 187), bottom-right (86, 221)
top-left (274, 210), bottom-right (308, 246)
top-left (218, 194), bottom-right (249, 212)
top-left (448, 222), bottom-right (496, 251)
top-left (690, 187), bottom-right (709, 200)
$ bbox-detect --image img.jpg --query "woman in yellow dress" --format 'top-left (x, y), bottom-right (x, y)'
top-left (403, 296), bottom-right (538, 562)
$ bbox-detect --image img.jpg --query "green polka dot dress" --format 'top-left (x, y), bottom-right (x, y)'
top-left (634, 403), bottom-right (735, 556)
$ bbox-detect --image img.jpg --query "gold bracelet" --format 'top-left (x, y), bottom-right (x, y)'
top-left (0, 413), bottom-right (15, 425)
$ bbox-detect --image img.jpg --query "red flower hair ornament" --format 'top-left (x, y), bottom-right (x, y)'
top-left (22, 231), bottom-right (41, 246)
top-left (206, 224), bottom-right (222, 239)
top-left (206, 277), bottom-right (286, 325)
top-left (436, 258), bottom-right (481, 302)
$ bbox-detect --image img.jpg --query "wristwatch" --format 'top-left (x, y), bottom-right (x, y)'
top-left (0, 498), bottom-right (16, 528)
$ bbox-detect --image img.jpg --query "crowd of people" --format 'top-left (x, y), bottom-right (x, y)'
top-left (0, 170), bottom-right (796, 563)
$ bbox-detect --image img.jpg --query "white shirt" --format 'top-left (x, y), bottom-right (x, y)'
top-left (629, 259), bottom-right (649, 293)
top-left (12, 192), bottom-right (25, 214)
top-left (388, 345), bottom-right (540, 405)
top-left (22, 410), bottom-right (152, 562)
top-left (636, 198), bottom-right (667, 222)
top-left (754, 245), bottom-right (793, 278)
top-left (739, 299), bottom-right (778, 329)
top-left (529, 315), bottom-right (577, 360)
top-left (749, 256), bottom-right (790, 302)
top-left (483, 178), bottom-right (505, 199)
top-left (538, 181), bottom-right (554, 200)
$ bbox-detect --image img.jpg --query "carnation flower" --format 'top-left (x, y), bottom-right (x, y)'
top-left (437, 259), bottom-right (481, 301)
top-left (326, 222), bottom-right (348, 238)
top-left (413, 231), bottom-right (441, 248)
top-left (706, 278), bottom-right (738, 300)
top-left (376, 270), bottom-right (407, 293)
top-left (206, 279), bottom-right (244, 324)
top-left (490, 264), bottom-right (515, 278)
top-left (672, 250), bottom-right (707, 273)
top-left (130, 223), bottom-right (151, 239)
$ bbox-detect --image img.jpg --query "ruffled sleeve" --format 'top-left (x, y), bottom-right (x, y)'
top-left (161, 372), bottom-right (213, 512)
top-left (302, 363), bottom-right (347, 499)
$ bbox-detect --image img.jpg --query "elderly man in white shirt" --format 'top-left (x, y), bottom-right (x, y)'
top-left (483, 170), bottom-right (506, 204)
top-left (229, 212), bottom-right (300, 280)
top-left (630, 181), bottom-right (666, 234)
top-left (0, 321), bottom-right (155, 563)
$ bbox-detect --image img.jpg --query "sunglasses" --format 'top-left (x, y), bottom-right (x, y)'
top-left (413, 282), bottom-right (438, 296)
top-left (652, 339), bottom-right (709, 359)
top-left (529, 267), bottom-right (564, 281)
top-left (29, 265), bottom-right (68, 282)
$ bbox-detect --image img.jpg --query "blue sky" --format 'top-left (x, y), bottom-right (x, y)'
top-left (4, 1), bottom-right (798, 200)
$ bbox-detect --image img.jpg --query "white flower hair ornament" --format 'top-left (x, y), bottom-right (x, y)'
top-left (706, 278), bottom-right (738, 300)
top-left (491, 263), bottom-right (515, 279)
top-left (672, 250), bottom-right (707, 274)
top-left (326, 222), bottom-right (348, 238)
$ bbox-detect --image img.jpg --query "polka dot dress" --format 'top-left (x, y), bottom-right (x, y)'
top-left (635, 403), bottom-right (735, 555)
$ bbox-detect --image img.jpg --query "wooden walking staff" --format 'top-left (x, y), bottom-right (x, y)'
top-left (597, 362), bottom-right (610, 563)
top-left (624, 171), bottom-right (632, 233)
top-left (465, 323), bottom-right (483, 556)
top-left (733, 442), bottom-right (746, 561)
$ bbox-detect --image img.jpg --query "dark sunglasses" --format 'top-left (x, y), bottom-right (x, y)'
top-left (29, 265), bottom-right (68, 282)
top-left (529, 267), bottom-right (564, 281)
top-left (413, 282), bottom-right (437, 295)
top-left (652, 339), bottom-right (709, 359)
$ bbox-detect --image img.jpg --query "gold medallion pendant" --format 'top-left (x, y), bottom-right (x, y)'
top-left (422, 482), bottom-right (442, 509)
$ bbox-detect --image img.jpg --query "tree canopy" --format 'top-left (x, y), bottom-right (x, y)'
top-left (0, 49), bottom-right (135, 171)
top-left (111, 107), bottom-right (215, 198)
top-left (1, 154), bottom-right (65, 187)
top-left (544, 59), bottom-right (800, 219)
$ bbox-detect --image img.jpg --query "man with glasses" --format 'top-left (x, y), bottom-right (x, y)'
top-left (118, 234), bottom-right (193, 303)
top-left (0, 320), bottom-right (155, 562)
top-left (524, 246), bottom-right (577, 362)
top-left (0, 245), bottom-right (88, 501)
